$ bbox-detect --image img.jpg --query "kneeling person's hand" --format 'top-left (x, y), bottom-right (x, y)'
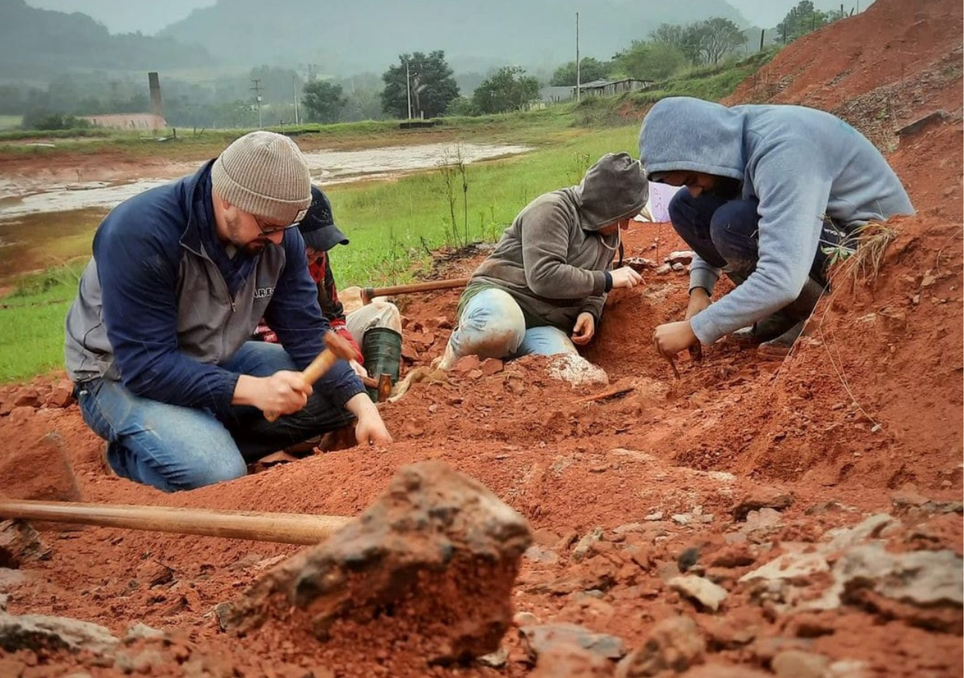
top-left (571, 312), bottom-right (595, 346)
top-left (346, 393), bottom-right (394, 446)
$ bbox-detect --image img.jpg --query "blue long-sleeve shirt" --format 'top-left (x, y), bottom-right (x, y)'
top-left (65, 162), bottom-right (365, 416)
top-left (639, 97), bottom-right (914, 344)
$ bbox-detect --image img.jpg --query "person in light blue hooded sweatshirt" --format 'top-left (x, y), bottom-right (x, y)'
top-left (638, 97), bottom-right (914, 357)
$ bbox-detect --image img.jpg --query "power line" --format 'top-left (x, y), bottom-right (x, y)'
top-left (250, 78), bottom-right (263, 129)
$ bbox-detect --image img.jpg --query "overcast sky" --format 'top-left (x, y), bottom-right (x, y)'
top-left (26, 0), bottom-right (873, 35)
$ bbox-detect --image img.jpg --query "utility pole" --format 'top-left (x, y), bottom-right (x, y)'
top-left (405, 58), bottom-right (413, 120)
top-left (251, 78), bottom-right (263, 129)
top-left (575, 12), bottom-right (581, 103)
top-left (292, 75), bottom-right (299, 125)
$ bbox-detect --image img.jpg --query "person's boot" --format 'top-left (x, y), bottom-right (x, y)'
top-left (361, 328), bottom-right (403, 400)
top-left (758, 277), bottom-right (826, 356)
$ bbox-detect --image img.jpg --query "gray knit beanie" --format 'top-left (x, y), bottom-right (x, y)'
top-left (211, 131), bottom-right (312, 225)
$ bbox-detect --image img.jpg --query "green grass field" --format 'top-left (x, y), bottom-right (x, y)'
top-left (0, 115), bottom-right (22, 131)
top-left (0, 51), bottom-right (771, 382)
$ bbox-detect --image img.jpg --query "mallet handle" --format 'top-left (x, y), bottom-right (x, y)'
top-left (0, 500), bottom-right (352, 545)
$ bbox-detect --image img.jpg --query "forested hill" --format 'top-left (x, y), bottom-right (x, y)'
top-left (0, 0), bottom-right (211, 78)
top-left (159, 0), bottom-right (748, 74)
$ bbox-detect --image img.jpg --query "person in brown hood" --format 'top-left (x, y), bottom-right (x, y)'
top-left (438, 152), bottom-right (647, 368)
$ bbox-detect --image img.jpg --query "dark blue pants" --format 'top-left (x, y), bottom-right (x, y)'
top-left (667, 191), bottom-right (846, 285)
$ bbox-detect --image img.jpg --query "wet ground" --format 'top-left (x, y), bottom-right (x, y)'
top-left (0, 141), bottom-right (530, 280)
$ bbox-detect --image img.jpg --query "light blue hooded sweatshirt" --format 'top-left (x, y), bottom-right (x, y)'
top-left (638, 97), bottom-right (914, 344)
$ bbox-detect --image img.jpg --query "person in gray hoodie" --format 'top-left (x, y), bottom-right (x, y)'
top-left (638, 97), bottom-right (914, 357)
top-left (438, 152), bottom-right (647, 368)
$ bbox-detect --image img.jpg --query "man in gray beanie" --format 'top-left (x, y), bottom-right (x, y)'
top-left (65, 131), bottom-right (393, 492)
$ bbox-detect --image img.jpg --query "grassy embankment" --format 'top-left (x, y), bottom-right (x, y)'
top-left (0, 51), bottom-right (774, 382)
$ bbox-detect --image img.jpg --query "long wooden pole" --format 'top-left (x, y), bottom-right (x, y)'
top-left (0, 500), bottom-right (352, 546)
top-left (362, 277), bottom-right (469, 303)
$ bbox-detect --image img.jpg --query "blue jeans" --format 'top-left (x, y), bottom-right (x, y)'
top-left (75, 342), bottom-right (354, 492)
top-left (668, 191), bottom-right (849, 285)
top-left (448, 288), bottom-right (577, 361)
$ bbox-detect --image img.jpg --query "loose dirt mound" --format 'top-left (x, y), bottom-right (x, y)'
top-left (0, 0), bottom-right (961, 675)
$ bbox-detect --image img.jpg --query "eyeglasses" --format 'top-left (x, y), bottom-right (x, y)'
top-left (254, 215), bottom-right (299, 236)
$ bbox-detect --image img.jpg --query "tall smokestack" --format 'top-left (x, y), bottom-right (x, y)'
top-left (148, 72), bottom-right (164, 119)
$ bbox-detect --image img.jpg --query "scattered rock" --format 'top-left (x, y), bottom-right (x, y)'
top-left (655, 263), bottom-right (673, 275)
top-left (115, 649), bottom-right (166, 674)
top-left (0, 612), bottom-right (118, 655)
top-left (480, 358), bottom-right (505, 376)
top-left (520, 623), bottom-right (626, 662)
top-left (136, 559), bottom-right (174, 588)
top-left (677, 547), bottom-right (699, 572)
top-left (45, 386), bottom-right (74, 409)
top-left (123, 622), bottom-right (165, 643)
top-left (615, 616), bottom-right (705, 677)
top-left (572, 527), bottom-right (604, 563)
top-left (671, 262), bottom-right (685, 272)
top-left (644, 512), bottom-right (664, 522)
top-left (671, 514), bottom-right (692, 526)
top-left (613, 523), bottom-right (645, 536)
top-left (0, 521), bottom-right (50, 568)
top-left (739, 549), bottom-right (829, 584)
top-left (0, 570), bottom-right (26, 593)
top-left (665, 250), bottom-right (695, 266)
top-left (531, 644), bottom-right (615, 678)
top-left (833, 543), bottom-right (963, 628)
top-left (514, 611), bottom-right (541, 627)
top-left (771, 650), bottom-right (831, 678)
top-left (731, 490), bottom-right (794, 521)
top-left (222, 461), bottom-right (532, 664)
top-left (525, 545), bottom-right (560, 565)
top-left (12, 389), bottom-right (41, 409)
top-left (478, 646), bottom-right (509, 668)
top-left (708, 545), bottom-right (755, 569)
top-left (670, 575), bottom-right (728, 612)
top-left (451, 355), bottom-right (482, 375)
top-left (548, 354), bottom-right (609, 387)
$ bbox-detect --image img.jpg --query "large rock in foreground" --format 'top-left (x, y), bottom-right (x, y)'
top-left (224, 461), bottom-right (532, 664)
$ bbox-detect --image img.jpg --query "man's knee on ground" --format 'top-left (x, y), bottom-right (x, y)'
top-left (457, 289), bottom-right (526, 358)
top-left (172, 454), bottom-right (248, 491)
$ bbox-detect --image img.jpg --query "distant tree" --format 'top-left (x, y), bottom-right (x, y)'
top-left (472, 67), bottom-right (540, 114)
top-left (649, 23), bottom-right (688, 52)
top-left (339, 74), bottom-right (388, 122)
top-left (381, 51), bottom-right (459, 119)
top-left (446, 96), bottom-right (481, 117)
top-left (697, 18), bottom-right (746, 65)
top-left (777, 1), bottom-right (836, 43)
top-left (550, 57), bottom-right (611, 86)
top-left (680, 18), bottom-right (745, 65)
top-left (22, 110), bottom-right (91, 131)
top-left (613, 41), bottom-right (687, 81)
top-left (302, 80), bottom-right (347, 123)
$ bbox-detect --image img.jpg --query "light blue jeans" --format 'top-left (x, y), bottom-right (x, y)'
top-left (75, 342), bottom-right (354, 492)
top-left (447, 288), bottom-right (577, 361)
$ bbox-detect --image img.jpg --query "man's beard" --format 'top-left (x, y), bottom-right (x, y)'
top-left (225, 214), bottom-right (270, 256)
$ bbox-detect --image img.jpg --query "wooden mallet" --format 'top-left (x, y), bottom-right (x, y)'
top-left (360, 277), bottom-right (469, 305)
top-left (265, 332), bottom-right (357, 422)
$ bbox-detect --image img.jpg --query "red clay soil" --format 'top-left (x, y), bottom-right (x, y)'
top-left (0, 0), bottom-right (961, 675)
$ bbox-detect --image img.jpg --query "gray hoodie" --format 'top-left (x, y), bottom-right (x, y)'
top-left (638, 97), bottom-right (914, 344)
top-left (470, 152), bottom-right (648, 331)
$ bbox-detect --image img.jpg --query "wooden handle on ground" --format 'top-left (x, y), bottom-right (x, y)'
top-left (0, 500), bottom-right (352, 546)
top-left (362, 277), bottom-right (469, 303)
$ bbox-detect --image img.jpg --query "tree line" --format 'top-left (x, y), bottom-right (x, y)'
top-left (9, 5), bottom-right (849, 131)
